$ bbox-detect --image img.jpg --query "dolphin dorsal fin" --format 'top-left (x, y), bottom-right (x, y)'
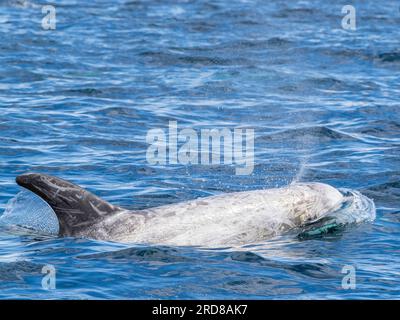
top-left (16, 173), bottom-right (122, 236)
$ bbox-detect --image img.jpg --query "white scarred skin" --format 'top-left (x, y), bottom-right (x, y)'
top-left (13, 173), bottom-right (376, 247)
top-left (87, 183), bottom-right (346, 247)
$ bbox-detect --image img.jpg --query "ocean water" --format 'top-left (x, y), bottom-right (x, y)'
top-left (0, 0), bottom-right (399, 299)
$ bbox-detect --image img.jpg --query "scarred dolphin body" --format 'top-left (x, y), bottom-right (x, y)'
top-left (15, 173), bottom-right (375, 246)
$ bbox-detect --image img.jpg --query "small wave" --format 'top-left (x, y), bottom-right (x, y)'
top-left (213, 38), bottom-right (292, 50)
top-left (77, 246), bottom-right (192, 263)
top-left (261, 126), bottom-right (360, 143)
top-left (303, 76), bottom-right (346, 90)
top-left (139, 51), bottom-right (246, 67)
top-left (366, 180), bottom-right (400, 193)
top-left (229, 251), bottom-right (266, 263)
top-left (376, 51), bottom-right (400, 63)
top-left (362, 180), bottom-right (400, 206)
top-left (87, 107), bottom-right (140, 119)
top-left (1, 0), bottom-right (38, 8)
top-left (360, 120), bottom-right (400, 137)
top-left (0, 261), bottom-right (42, 281)
top-left (62, 88), bottom-right (103, 96)
top-left (273, 7), bottom-right (320, 19)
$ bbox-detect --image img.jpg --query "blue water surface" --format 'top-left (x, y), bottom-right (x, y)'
top-left (0, 0), bottom-right (399, 299)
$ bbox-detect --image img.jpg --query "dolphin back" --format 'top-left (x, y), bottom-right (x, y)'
top-left (16, 173), bottom-right (122, 237)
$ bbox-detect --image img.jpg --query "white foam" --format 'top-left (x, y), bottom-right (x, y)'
top-left (331, 188), bottom-right (376, 225)
top-left (0, 190), bottom-right (59, 235)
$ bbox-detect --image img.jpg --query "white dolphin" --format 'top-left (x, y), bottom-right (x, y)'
top-left (14, 173), bottom-right (375, 247)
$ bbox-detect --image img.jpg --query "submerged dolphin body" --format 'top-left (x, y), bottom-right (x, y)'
top-left (15, 173), bottom-right (375, 246)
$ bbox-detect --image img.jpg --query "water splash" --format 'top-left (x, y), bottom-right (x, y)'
top-left (292, 154), bottom-right (310, 184)
top-left (298, 189), bottom-right (376, 238)
top-left (0, 190), bottom-right (59, 235)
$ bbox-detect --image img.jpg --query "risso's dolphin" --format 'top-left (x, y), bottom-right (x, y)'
top-left (15, 173), bottom-right (375, 246)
